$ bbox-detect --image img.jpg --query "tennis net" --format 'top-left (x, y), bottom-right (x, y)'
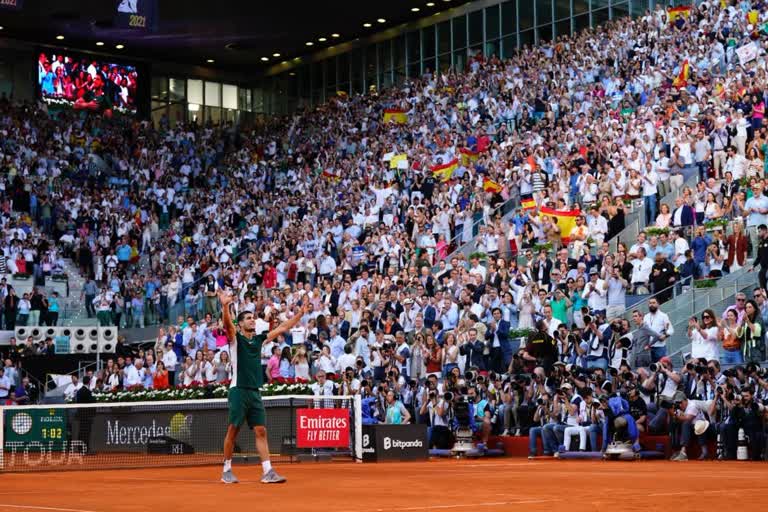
top-left (0, 395), bottom-right (362, 472)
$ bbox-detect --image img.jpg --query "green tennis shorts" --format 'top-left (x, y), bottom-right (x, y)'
top-left (227, 387), bottom-right (266, 428)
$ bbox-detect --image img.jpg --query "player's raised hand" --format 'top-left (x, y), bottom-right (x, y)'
top-left (217, 288), bottom-right (234, 307)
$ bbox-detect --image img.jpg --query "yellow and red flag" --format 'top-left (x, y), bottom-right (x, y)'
top-left (672, 59), bottom-right (690, 89)
top-left (482, 178), bottom-right (502, 194)
top-left (322, 169), bottom-right (341, 182)
top-left (667, 5), bottom-right (691, 23)
top-left (383, 108), bottom-right (408, 124)
top-left (540, 206), bottom-right (582, 244)
top-left (430, 159), bottom-right (458, 182)
top-left (747, 9), bottom-right (759, 25)
top-left (460, 147), bottom-right (480, 166)
top-left (521, 197), bottom-right (537, 211)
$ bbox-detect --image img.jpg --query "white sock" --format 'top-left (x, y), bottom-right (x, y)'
top-left (223, 459), bottom-right (232, 472)
top-left (262, 460), bottom-right (272, 474)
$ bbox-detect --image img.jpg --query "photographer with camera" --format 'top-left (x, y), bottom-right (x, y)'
top-left (581, 312), bottom-right (609, 371)
top-left (467, 385), bottom-right (493, 446)
top-left (500, 374), bottom-right (530, 436)
top-left (419, 381), bottom-right (451, 449)
top-left (730, 386), bottom-right (766, 460)
top-left (338, 366), bottom-right (360, 396)
top-left (669, 391), bottom-right (717, 461)
top-left (562, 387), bottom-right (595, 453)
top-left (523, 320), bottom-right (557, 373)
top-left (528, 391), bottom-right (558, 457)
top-left (600, 394), bottom-right (641, 452)
top-left (542, 383), bottom-right (573, 454)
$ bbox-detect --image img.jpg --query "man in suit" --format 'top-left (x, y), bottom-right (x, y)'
top-left (671, 196), bottom-right (695, 227)
top-left (422, 295), bottom-right (437, 330)
top-left (532, 249), bottom-right (553, 287)
top-left (460, 328), bottom-right (486, 371)
top-left (720, 171), bottom-right (739, 200)
top-left (484, 308), bottom-right (510, 373)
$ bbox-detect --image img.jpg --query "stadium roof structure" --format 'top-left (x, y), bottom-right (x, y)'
top-left (0, 0), bottom-right (470, 71)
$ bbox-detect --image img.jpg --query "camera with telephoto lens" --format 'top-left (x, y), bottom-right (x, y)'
top-left (465, 370), bottom-right (478, 382)
top-left (649, 362), bottom-right (660, 373)
top-left (695, 365), bottom-right (706, 375)
top-left (443, 391), bottom-right (455, 402)
top-left (387, 370), bottom-right (396, 378)
top-left (408, 379), bottom-right (418, 388)
top-left (583, 315), bottom-right (592, 325)
top-left (360, 380), bottom-right (369, 389)
top-left (429, 391), bottom-right (437, 400)
top-left (476, 375), bottom-right (486, 385)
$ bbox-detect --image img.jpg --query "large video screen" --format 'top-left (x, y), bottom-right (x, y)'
top-left (37, 51), bottom-right (139, 114)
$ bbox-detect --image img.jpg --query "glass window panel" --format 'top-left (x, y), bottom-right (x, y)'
top-left (408, 61), bottom-right (420, 79)
top-left (593, 8), bottom-right (610, 27)
top-left (452, 50), bottom-right (466, 72)
top-left (168, 103), bottom-right (185, 124)
top-left (204, 81), bottom-right (220, 107)
top-left (350, 49), bottom-right (363, 94)
top-left (536, 0), bottom-right (552, 26)
top-left (169, 78), bottom-right (185, 101)
top-left (537, 24), bottom-right (553, 43)
top-left (407, 31), bottom-right (420, 63)
top-left (501, 34), bottom-right (517, 59)
top-left (222, 84), bottom-right (237, 110)
top-left (252, 88), bottom-right (264, 113)
top-left (486, 5), bottom-right (500, 40)
top-left (205, 106), bottom-right (221, 124)
top-left (238, 88), bottom-right (250, 112)
top-left (393, 35), bottom-right (406, 69)
top-left (438, 53), bottom-right (451, 73)
top-left (574, 13), bottom-right (590, 34)
top-left (151, 76), bottom-right (167, 100)
top-left (326, 57), bottom-right (337, 90)
top-left (555, 19), bottom-right (571, 38)
top-left (151, 100), bottom-right (166, 127)
top-left (519, 1), bottom-right (533, 29)
top-left (338, 53), bottom-right (350, 83)
top-left (613, 1), bottom-right (630, 19)
top-left (573, 0), bottom-right (589, 15)
top-left (592, 0), bottom-right (610, 9)
top-left (366, 45), bottom-right (377, 90)
top-left (520, 29), bottom-right (534, 48)
top-left (438, 20), bottom-right (451, 55)
top-left (452, 15), bottom-right (467, 49)
top-left (468, 10), bottom-right (483, 46)
top-left (381, 70), bottom-right (393, 89)
top-left (555, 0), bottom-right (570, 20)
top-left (422, 25), bottom-right (436, 61)
top-left (423, 58), bottom-right (435, 76)
top-left (187, 79), bottom-right (203, 105)
top-left (631, 0), bottom-right (647, 17)
top-left (312, 88), bottom-right (323, 107)
top-left (394, 69), bottom-right (406, 87)
top-left (501, 1), bottom-right (516, 36)
top-left (382, 39), bottom-right (393, 71)
top-left (485, 39), bottom-right (499, 58)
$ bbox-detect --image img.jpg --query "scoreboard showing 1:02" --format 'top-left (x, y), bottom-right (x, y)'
top-left (4, 408), bottom-right (69, 452)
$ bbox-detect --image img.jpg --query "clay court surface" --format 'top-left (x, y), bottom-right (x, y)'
top-left (1, 459), bottom-right (766, 512)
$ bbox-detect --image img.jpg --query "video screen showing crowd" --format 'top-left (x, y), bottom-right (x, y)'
top-left (37, 52), bottom-right (139, 114)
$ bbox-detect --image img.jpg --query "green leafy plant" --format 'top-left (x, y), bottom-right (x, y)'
top-left (12, 273), bottom-right (31, 279)
top-left (508, 328), bottom-right (535, 339)
top-left (703, 219), bottom-right (729, 230)
top-left (693, 278), bottom-right (717, 289)
top-left (533, 242), bottom-right (553, 253)
top-left (467, 251), bottom-right (488, 261)
top-left (644, 227), bottom-right (670, 237)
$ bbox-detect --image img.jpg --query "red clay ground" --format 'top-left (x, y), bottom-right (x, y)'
top-left (1, 459), bottom-right (766, 512)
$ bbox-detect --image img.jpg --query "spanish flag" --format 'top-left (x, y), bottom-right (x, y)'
top-left (483, 178), bottom-right (502, 194)
top-left (322, 169), bottom-right (341, 182)
top-left (383, 108), bottom-right (408, 124)
top-left (460, 147), bottom-right (480, 166)
top-left (667, 5), bottom-right (691, 23)
top-left (431, 158), bottom-right (458, 182)
top-left (521, 197), bottom-right (536, 211)
top-left (540, 206), bottom-right (581, 244)
top-left (672, 59), bottom-right (690, 89)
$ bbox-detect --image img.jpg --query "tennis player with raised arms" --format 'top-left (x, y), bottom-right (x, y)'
top-left (218, 288), bottom-right (309, 484)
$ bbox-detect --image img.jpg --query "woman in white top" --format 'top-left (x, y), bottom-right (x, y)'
top-left (182, 356), bottom-right (197, 386)
top-left (292, 347), bottom-right (311, 380)
top-left (703, 192), bottom-right (722, 221)
top-left (655, 203), bottom-right (672, 229)
top-left (315, 345), bottom-right (336, 375)
top-left (688, 310), bottom-right (719, 362)
top-left (441, 333), bottom-right (459, 377)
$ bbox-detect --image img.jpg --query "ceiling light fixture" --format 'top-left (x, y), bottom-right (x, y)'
top-left (318, 37), bottom-right (327, 42)
top-left (115, 44), bottom-right (125, 49)
top-left (363, 22), bottom-right (372, 27)
top-left (96, 41), bottom-right (104, 46)
top-left (56, 35), bottom-right (65, 40)
top-left (377, 18), bottom-right (386, 23)
top-left (306, 41), bottom-right (314, 46)
top-left (427, 2), bottom-right (435, 5)
top-left (206, 59), bottom-right (215, 63)
top-left (411, 7), bottom-right (420, 12)
top-left (261, 57), bottom-right (270, 62)
top-left (0, 26), bottom-right (4, 30)
top-left (331, 33), bottom-right (340, 38)
top-left (272, 52), bottom-right (281, 57)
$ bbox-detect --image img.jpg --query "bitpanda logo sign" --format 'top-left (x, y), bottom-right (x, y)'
top-left (383, 436), bottom-right (424, 450)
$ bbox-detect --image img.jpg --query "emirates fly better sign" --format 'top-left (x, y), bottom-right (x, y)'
top-left (295, 409), bottom-right (349, 448)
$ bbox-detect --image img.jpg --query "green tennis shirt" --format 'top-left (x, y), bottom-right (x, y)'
top-left (231, 332), bottom-right (266, 390)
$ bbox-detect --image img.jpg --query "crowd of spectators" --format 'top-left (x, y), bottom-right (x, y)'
top-left (1, 1), bottom-right (768, 459)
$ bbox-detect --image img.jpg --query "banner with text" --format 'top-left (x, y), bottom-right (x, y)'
top-left (295, 408), bottom-right (350, 448)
